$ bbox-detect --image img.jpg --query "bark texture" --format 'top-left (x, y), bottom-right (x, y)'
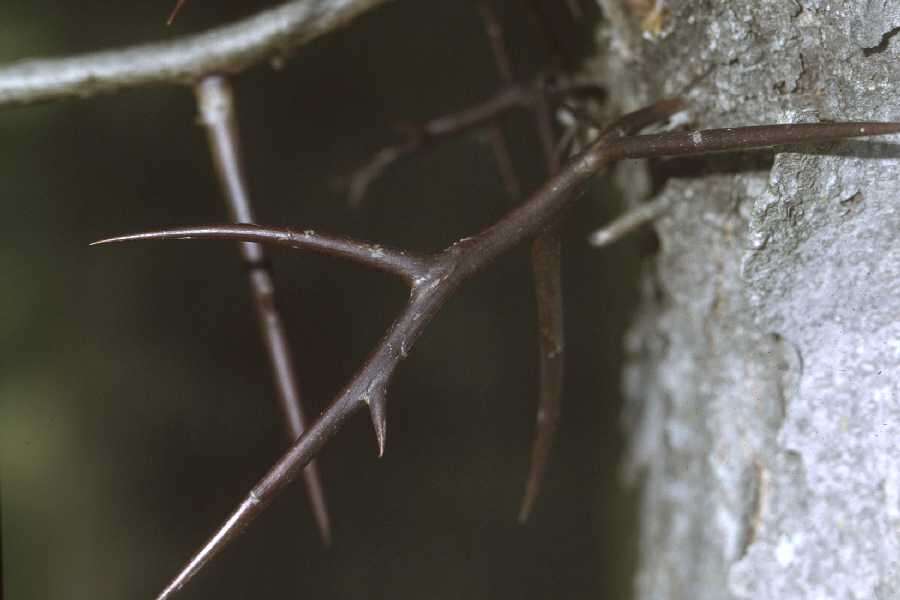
top-left (594, 1), bottom-right (900, 598)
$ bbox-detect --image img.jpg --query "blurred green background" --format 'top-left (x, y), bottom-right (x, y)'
top-left (0, 1), bottom-right (648, 598)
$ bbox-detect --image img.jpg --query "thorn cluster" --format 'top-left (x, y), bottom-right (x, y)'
top-left (95, 100), bottom-right (900, 598)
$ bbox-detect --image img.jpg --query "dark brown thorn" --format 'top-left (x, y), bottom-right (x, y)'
top-left (520, 102), bottom-right (690, 519)
top-left (153, 402), bottom-right (353, 600)
top-left (519, 229), bottom-right (564, 523)
top-left (597, 98), bottom-right (688, 142)
top-left (166, 0), bottom-right (187, 25)
top-left (518, 69), bottom-right (565, 523)
top-left (361, 368), bottom-right (390, 457)
top-left (194, 75), bottom-right (331, 545)
top-left (600, 121), bottom-right (900, 161)
top-left (91, 224), bottom-right (430, 284)
top-left (155, 490), bottom-right (264, 600)
top-left (367, 390), bottom-right (388, 458)
top-left (475, 0), bottom-right (566, 521)
top-left (519, 101), bottom-right (693, 519)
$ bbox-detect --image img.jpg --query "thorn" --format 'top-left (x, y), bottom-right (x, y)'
top-left (90, 231), bottom-right (167, 246)
top-left (367, 393), bottom-right (387, 458)
top-left (89, 226), bottom-right (272, 247)
top-left (587, 195), bottom-right (673, 248)
top-left (607, 121), bottom-right (900, 161)
top-left (519, 231), bottom-right (563, 525)
top-left (518, 406), bottom-right (558, 524)
top-left (155, 491), bottom-right (262, 599)
top-left (167, 0), bottom-right (187, 25)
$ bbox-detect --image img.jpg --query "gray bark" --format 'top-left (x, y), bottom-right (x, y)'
top-left (594, 1), bottom-right (900, 598)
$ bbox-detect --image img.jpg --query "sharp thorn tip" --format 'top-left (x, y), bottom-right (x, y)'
top-left (375, 422), bottom-right (386, 458)
top-left (368, 399), bottom-right (387, 458)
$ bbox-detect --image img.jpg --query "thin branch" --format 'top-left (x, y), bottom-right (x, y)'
top-left (0, 0), bottom-right (393, 107)
top-left (476, 0), bottom-right (566, 522)
top-left (516, 90), bottom-right (687, 523)
top-left (343, 77), bottom-right (605, 206)
top-left (519, 229), bottom-right (564, 522)
top-left (95, 110), bottom-right (900, 600)
top-left (588, 194), bottom-right (674, 248)
top-left (194, 75), bottom-right (332, 545)
top-left (93, 224), bottom-right (430, 284)
top-left (522, 104), bottom-right (693, 510)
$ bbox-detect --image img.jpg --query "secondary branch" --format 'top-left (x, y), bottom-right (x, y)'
top-left (0, 0), bottom-right (393, 106)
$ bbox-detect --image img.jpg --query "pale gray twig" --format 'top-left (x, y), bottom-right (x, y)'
top-left (587, 194), bottom-right (673, 248)
top-left (0, 0), bottom-right (393, 106)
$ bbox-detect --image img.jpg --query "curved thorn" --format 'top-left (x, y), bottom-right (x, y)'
top-left (519, 98), bottom-right (688, 521)
top-left (517, 75), bottom-right (565, 522)
top-left (519, 231), bottom-right (564, 522)
top-left (601, 121), bottom-right (900, 161)
top-left (91, 224), bottom-right (430, 283)
top-left (153, 402), bottom-right (358, 600)
top-left (363, 373), bottom-right (390, 458)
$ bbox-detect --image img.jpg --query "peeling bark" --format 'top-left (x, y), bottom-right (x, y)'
top-left (595, 1), bottom-right (900, 598)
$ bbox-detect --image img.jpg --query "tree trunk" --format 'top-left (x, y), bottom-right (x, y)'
top-left (594, 1), bottom-right (900, 598)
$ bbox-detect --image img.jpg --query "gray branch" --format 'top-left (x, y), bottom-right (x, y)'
top-left (0, 0), bottom-right (393, 107)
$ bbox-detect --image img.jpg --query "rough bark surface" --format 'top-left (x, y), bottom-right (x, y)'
top-left (594, 1), bottom-right (900, 598)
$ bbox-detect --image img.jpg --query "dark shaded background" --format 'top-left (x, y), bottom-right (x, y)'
top-left (0, 1), bottom-right (648, 598)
